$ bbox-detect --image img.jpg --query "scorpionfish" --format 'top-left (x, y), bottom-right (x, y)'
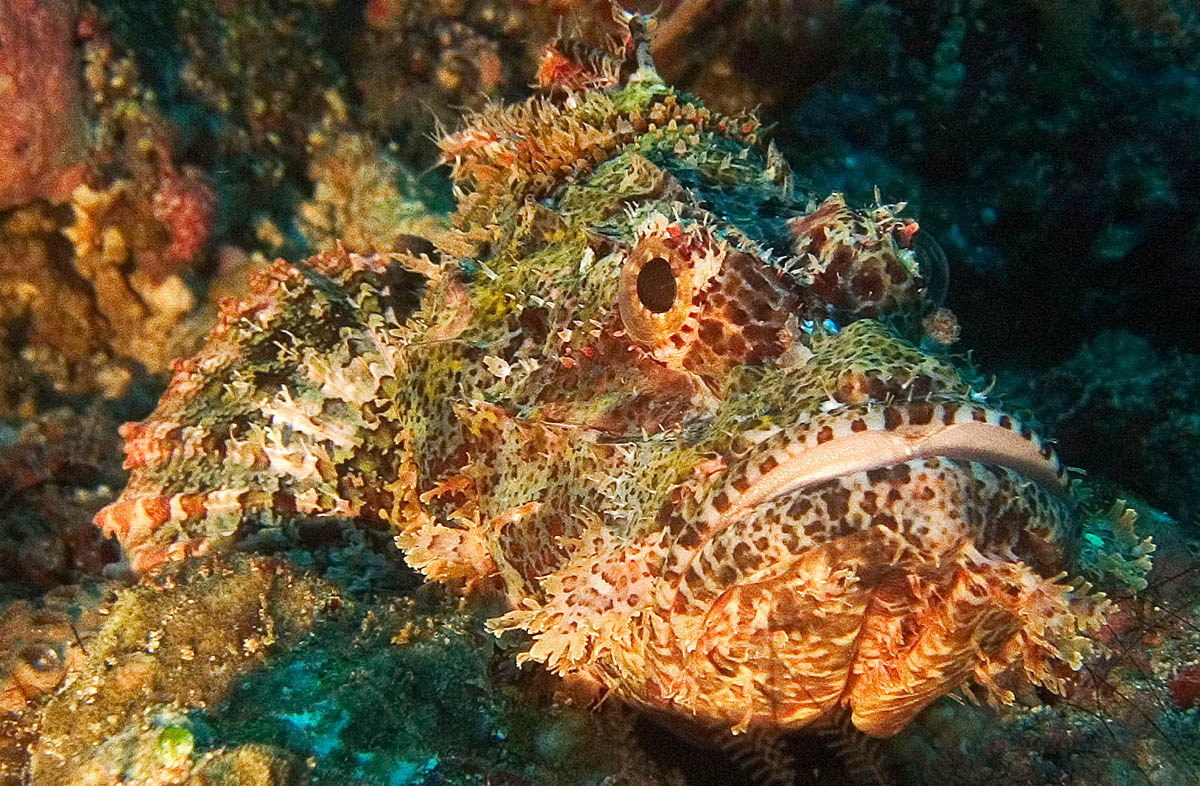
top-left (96, 15), bottom-right (1106, 745)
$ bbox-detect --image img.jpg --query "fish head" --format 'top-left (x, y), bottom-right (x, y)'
top-left (440, 43), bottom-right (1102, 738)
top-left (445, 117), bottom-right (939, 433)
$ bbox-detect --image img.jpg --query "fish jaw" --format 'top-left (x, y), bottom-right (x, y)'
top-left (637, 402), bottom-right (1101, 736)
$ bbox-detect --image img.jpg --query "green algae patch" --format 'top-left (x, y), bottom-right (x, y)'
top-left (156, 726), bottom-right (195, 759)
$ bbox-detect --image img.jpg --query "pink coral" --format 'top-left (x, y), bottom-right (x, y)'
top-left (147, 164), bottom-right (217, 280)
top-left (0, 0), bottom-right (88, 209)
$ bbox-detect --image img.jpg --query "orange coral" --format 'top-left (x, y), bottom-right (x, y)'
top-left (0, 181), bottom-right (204, 411)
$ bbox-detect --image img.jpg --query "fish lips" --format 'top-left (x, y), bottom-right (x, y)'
top-left (712, 400), bottom-right (1067, 519)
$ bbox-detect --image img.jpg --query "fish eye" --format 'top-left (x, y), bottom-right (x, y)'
top-left (618, 222), bottom-right (721, 348)
top-left (618, 237), bottom-right (695, 345)
top-left (636, 257), bottom-right (677, 313)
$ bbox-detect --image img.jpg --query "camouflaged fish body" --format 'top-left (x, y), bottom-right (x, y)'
top-left (96, 24), bottom-right (1106, 740)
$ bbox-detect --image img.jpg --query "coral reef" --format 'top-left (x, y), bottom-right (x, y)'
top-left (204, 586), bottom-right (677, 786)
top-left (65, 181), bottom-right (204, 373)
top-left (171, 0), bottom-right (341, 166)
top-left (0, 580), bottom-right (115, 786)
top-left (1074, 498), bottom-right (1156, 593)
top-left (0, 2), bottom-right (221, 412)
top-left (0, 204), bottom-right (125, 410)
top-left (354, 0), bottom-right (536, 156)
top-left (79, 3), bottom-right (218, 282)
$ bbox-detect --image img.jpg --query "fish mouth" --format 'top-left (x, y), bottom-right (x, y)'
top-left (709, 399), bottom-right (1067, 520)
top-left (657, 399), bottom-right (1078, 735)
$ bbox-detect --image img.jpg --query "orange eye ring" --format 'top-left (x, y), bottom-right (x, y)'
top-left (618, 235), bottom-right (696, 344)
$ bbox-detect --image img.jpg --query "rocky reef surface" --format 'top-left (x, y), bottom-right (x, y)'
top-left (0, 2), bottom-right (1196, 785)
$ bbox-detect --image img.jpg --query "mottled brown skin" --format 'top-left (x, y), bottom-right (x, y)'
top-left (95, 20), bottom-right (1106, 749)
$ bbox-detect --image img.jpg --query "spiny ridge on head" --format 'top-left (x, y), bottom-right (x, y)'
top-left (437, 10), bottom-right (766, 244)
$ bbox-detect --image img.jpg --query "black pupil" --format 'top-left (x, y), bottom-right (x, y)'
top-left (636, 257), bottom-right (676, 314)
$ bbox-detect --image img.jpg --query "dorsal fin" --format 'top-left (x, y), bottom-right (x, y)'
top-left (535, 38), bottom-right (625, 93)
